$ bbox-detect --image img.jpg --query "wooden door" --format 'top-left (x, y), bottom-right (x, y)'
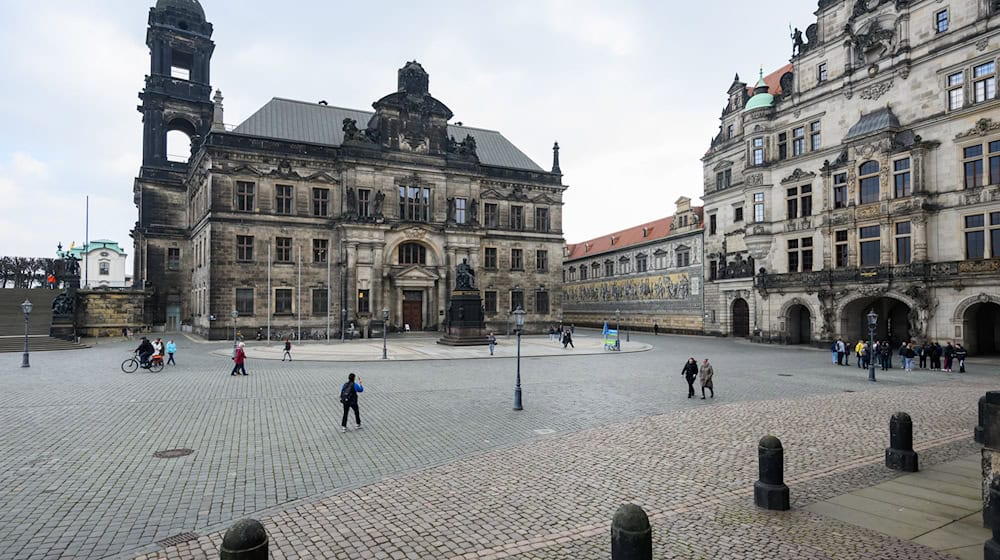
top-left (732, 298), bottom-right (750, 338)
top-left (402, 291), bottom-right (423, 330)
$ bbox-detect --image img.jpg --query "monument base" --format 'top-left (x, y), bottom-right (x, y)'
top-left (437, 292), bottom-right (489, 346)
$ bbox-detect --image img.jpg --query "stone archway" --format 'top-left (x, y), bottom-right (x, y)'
top-left (839, 295), bottom-right (913, 345)
top-left (732, 298), bottom-right (750, 338)
top-left (963, 301), bottom-right (1000, 356)
top-left (786, 304), bottom-right (812, 345)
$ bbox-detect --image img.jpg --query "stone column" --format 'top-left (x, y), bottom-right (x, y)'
top-left (911, 215), bottom-right (928, 262)
top-left (346, 242), bottom-right (359, 319)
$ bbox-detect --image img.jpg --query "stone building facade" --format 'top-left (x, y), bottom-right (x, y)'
top-left (702, 0), bottom-right (1000, 354)
top-left (131, 0), bottom-right (566, 339)
top-left (562, 198), bottom-right (704, 333)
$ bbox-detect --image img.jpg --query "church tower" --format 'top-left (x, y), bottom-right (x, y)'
top-left (133, 0), bottom-right (214, 327)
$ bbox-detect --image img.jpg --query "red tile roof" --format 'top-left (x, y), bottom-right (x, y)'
top-left (747, 63), bottom-right (793, 97)
top-left (565, 209), bottom-right (703, 261)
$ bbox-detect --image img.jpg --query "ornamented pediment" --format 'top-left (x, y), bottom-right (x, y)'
top-left (395, 173), bottom-right (423, 187)
top-left (305, 171), bottom-right (339, 184)
top-left (479, 188), bottom-right (503, 199)
top-left (531, 193), bottom-right (558, 205)
top-left (393, 265), bottom-right (440, 282)
top-left (675, 244), bottom-right (690, 252)
top-left (653, 248), bottom-right (668, 256)
top-left (268, 159), bottom-right (300, 179)
top-left (713, 159), bottom-right (734, 171)
top-left (780, 168), bottom-right (817, 184)
top-left (618, 255), bottom-right (630, 262)
top-left (400, 226), bottom-right (430, 240)
top-left (955, 118), bottom-right (1000, 140)
top-left (220, 164), bottom-right (264, 177)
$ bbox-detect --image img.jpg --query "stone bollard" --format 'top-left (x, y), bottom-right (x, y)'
top-left (982, 392), bottom-right (1000, 527)
top-left (611, 503), bottom-right (651, 560)
top-left (754, 435), bottom-right (790, 511)
top-left (885, 412), bottom-right (919, 472)
top-left (220, 518), bottom-right (268, 560)
top-left (977, 396), bottom-right (986, 444)
top-left (986, 478), bottom-right (1000, 560)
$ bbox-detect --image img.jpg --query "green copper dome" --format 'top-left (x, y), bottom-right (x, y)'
top-left (744, 70), bottom-right (773, 112)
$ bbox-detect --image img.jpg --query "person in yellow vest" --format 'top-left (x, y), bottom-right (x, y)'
top-left (854, 340), bottom-right (865, 368)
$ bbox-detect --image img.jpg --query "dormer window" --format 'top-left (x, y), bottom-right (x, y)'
top-left (642, 227), bottom-right (648, 237)
top-left (610, 237), bottom-right (616, 246)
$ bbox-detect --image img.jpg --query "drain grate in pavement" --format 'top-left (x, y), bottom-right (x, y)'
top-left (777, 373), bottom-right (793, 377)
top-left (157, 532), bottom-right (199, 548)
top-left (152, 448), bottom-right (194, 459)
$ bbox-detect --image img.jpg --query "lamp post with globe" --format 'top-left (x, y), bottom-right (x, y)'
top-left (21, 299), bottom-right (33, 368)
top-left (381, 307), bottom-right (389, 360)
top-left (867, 309), bottom-right (878, 382)
top-left (513, 306), bottom-right (526, 410)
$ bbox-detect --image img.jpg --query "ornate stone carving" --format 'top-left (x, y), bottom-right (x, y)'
top-left (976, 37), bottom-right (990, 51)
top-left (858, 285), bottom-right (888, 297)
top-left (52, 293), bottom-right (75, 316)
top-left (856, 204), bottom-right (881, 219)
top-left (955, 118), bottom-right (1000, 139)
top-left (746, 173), bottom-right (764, 186)
top-left (959, 259), bottom-right (1000, 273)
top-left (342, 118), bottom-right (374, 143)
top-left (780, 168), bottom-right (817, 184)
top-left (858, 80), bottom-right (893, 100)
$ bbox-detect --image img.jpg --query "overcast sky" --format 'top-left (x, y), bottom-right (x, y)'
top-left (0, 0), bottom-right (818, 261)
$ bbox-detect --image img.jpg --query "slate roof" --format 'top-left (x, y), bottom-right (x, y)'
top-left (564, 209), bottom-right (703, 262)
top-left (845, 107), bottom-right (901, 141)
top-left (232, 98), bottom-right (545, 172)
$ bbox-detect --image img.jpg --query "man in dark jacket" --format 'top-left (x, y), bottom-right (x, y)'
top-left (943, 342), bottom-right (955, 372)
top-left (134, 337), bottom-right (154, 367)
top-left (681, 358), bottom-right (699, 398)
top-left (955, 344), bottom-right (968, 373)
top-left (340, 373), bottom-right (365, 433)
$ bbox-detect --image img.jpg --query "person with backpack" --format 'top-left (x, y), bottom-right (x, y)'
top-left (681, 357), bottom-right (699, 398)
top-left (955, 343), bottom-right (968, 372)
top-left (282, 338), bottom-right (292, 361)
top-left (339, 372), bottom-right (364, 433)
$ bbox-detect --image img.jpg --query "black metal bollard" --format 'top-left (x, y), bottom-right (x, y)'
top-left (754, 435), bottom-right (790, 511)
top-left (220, 518), bottom-right (268, 560)
top-left (611, 503), bottom-right (651, 560)
top-left (986, 479), bottom-right (1000, 559)
top-left (885, 412), bottom-right (919, 472)
top-left (977, 396), bottom-right (987, 444)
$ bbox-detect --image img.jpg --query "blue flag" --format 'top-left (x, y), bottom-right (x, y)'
top-left (602, 321), bottom-right (608, 335)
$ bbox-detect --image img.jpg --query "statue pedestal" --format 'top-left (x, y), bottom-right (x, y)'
top-left (438, 291), bottom-right (489, 346)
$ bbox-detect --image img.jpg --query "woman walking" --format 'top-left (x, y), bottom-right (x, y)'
top-left (681, 357), bottom-right (699, 398)
top-left (699, 358), bottom-right (714, 399)
top-left (231, 342), bottom-right (247, 376)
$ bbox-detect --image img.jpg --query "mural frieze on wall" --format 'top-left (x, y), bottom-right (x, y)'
top-left (564, 273), bottom-right (696, 305)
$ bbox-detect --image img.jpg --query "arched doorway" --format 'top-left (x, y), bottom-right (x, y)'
top-left (841, 296), bottom-right (911, 344)
top-left (787, 304), bottom-right (811, 344)
top-left (732, 298), bottom-right (750, 338)
top-left (964, 302), bottom-right (1000, 355)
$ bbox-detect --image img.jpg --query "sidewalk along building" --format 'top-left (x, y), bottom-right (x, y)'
top-left (701, 0), bottom-right (1000, 354)
top-left (562, 197), bottom-right (704, 333)
top-left (61, 240), bottom-right (130, 288)
top-left (130, 0), bottom-right (566, 339)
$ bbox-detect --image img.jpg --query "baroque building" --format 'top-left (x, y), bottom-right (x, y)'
top-left (562, 198), bottom-right (704, 333)
top-left (131, 0), bottom-right (565, 338)
top-left (702, 0), bottom-right (1000, 354)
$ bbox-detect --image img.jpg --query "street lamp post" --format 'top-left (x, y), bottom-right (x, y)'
top-left (21, 299), bottom-right (32, 368)
top-left (341, 308), bottom-right (347, 342)
top-left (513, 306), bottom-right (526, 411)
top-left (381, 307), bottom-right (389, 360)
top-left (231, 309), bottom-right (239, 352)
top-left (615, 308), bottom-right (621, 348)
top-left (867, 309), bottom-right (878, 383)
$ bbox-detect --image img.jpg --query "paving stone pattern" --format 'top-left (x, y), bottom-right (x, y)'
top-left (0, 333), bottom-right (996, 559)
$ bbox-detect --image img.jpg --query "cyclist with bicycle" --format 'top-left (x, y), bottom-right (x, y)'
top-left (134, 337), bottom-right (154, 368)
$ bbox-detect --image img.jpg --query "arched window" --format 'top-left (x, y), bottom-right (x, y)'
top-left (166, 130), bottom-right (192, 163)
top-left (859, 160), bottom-right (880, 204)
top-left (399, 243), bottom-right (426, 265)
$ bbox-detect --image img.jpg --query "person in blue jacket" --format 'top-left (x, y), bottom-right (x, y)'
top-left (165, 339), bottom-right (177, 365)
top-left (340, 372), bottom-right (364, 433)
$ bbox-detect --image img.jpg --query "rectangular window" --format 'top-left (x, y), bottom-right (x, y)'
top-left (818, 62), bottom-right (828, 82)
top-left (636, 254), bottom-right (648, 273)
top-left (787, 187), bottom-right (798, 220)
top-left (801, 185), bottom-right (812, 216)
top-left (948, 72), bottom-right (964, 110)
top-left (802, 237), bottom-right (813, 271)
top-left (787, 239), bottom-right (799, 272)
top-left (167, 248), bottom-right (180, 271)
top-left (895, 222), bottom-right (911, 264)
top-left (455, 197), bottom-right (467, 224)
top-left (936, 9), bottom-right (949, 33)
top-left (965, 145), bottom-right (985, 188)
top-left (357, 289), bottom-right (370, 314)
top-left (709, 259), bottom-right (717, 281)
top-left (734, 206), bottom-right (744, 222)
top-left (484, 247), bottom-right (498, 269)
top-left (510, 248), bottom-right (523, 270)
top-left (275, 288), bottom-right (293, 314)
top-left (236, 288), bottom-right (254, 315)
top-left (859, 225), bottom-right (881, 267)
top-left (312, 288), bottom-right (328, 315)
top-left (536, 250), bottom-right (548, 272)
top-left (727, 124), bottom-right (734, 139)
top-left (398, 186), bottom-right (430, 222)
top-left (605, 261), bottom-right (614, 276)
top-left (810, 121), bottom-right (821, 151)
top-left (510, 206), bottom-right (524, 230)
top-left (312, 188), bottom-right (329, 217)
top-left (236, 181), bottom-right (255, 212)
top-left (752, 137), bottom-right (764, 165)
top-left (991, 212), bottom-right (1000, 258)
top-left (677, 251), bottom-right (690, 268)
top-left (535, 291), bottom-right (549, 314)
top-left (484, 291), bottom-right (497, 314)
top-left (484, 203), bottom-right (499, 228)
top-left (966, 214), bottom-right (986, 259)
top-left (833, 173), bottom-right (848, 209)
top-left (535, 207), bottom-right (550, 232)
top-left (753, 192), bottom-right (765, 222)
top-left (991, 141), bottom-right (1000, 185)
top-left (99, 262), bottom-right (110, 275)
top-left (358, 189), bottom-right (371, 218)
top-left (510, 290), bottom-right (524, 312)
top-left (275, 185), bottom-right (293, 215)
top-left (893, 158), bottom-right (911, 197)
top-left (312, 239), bottom-right (328, 263)
top-left (275, 237), bottom-right (292, 263)
top-left (835, 230), bottom-right (849, 268)
top-left (237, 235), bottom-right (254, 262)
top-left (792, 126), bottom-right (806, 156)
top-left (974, 62), bottom-right (997, 103)
top-left (859, 161), bottom-right (880, 204)
top-left (709, 214), bottom-right (717, 235)
top-left (777, 132), bottom-right (787, 161)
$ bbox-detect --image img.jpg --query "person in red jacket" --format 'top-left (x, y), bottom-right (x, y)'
top-left (231, 342), bottom-right (247, 376)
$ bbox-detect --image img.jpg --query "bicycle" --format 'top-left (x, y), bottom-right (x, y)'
top-left (121, 352), bottom-right (164, 373)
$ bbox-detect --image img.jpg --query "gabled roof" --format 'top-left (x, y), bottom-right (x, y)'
top-left (844, 106), bottom-right (901, 141)
top-left (565, 210), bottom-right (703, 261)
top-left (232, 98), bottom-right (545, 172)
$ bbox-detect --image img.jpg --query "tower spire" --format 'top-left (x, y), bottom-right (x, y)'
top-left (552, 141), bottom-right (561, 174)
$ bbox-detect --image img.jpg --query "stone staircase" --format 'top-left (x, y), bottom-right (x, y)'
top-left (0, 289), bottom-right (88, 352)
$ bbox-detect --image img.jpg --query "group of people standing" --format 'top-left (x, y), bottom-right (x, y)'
top-left (832, 338), bottom-right (968, 373)
top-left (548, 324), bottom-right (575, 349)
top-left (681, 358), bottom-right (714, 399)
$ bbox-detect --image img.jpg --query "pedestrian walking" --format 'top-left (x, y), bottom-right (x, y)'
top-left (166, 339), bottom-right (177, 365)
top-left (854, 340), bottom-right (864, 368)
top-left (699, 358), bottom-right (714, 399)
top-left (282, 338), bottom-right (292, 361)
top-left (836, 338), bottom-right (847, 366)
top-left (488, 332), bottom-right (497, 355)
top-left (231, 342), bottom-right (247, 376)
top-left (930, 342), bottom-right (942, 370)
top-left (943, 342), bottom-right (955, 372)
top-left (904, 343), bottom-right (915, 372)
top-left (653, 323), bottom-right (659, 336)
top-left (339, 372), bottom-right (364, 433)
top-left (562, 328), bottom-right (574, 349)
top-left (548, 324), bottom-right (556, 342)
top-left (955, 343), bottom-right (968, 373)
top-left (681, 357), bottom-right (699, 398)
